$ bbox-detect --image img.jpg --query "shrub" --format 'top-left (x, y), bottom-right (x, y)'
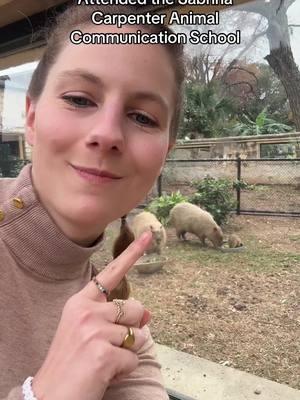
top-left (0, 144), bottom-right (29, 177)
top-left (190, 176), bottom-right (236, 225)
top-left (146, 191), bottom-right (188, 225)
top-left (179, 81), bottom-right (237, 139)
top-left (0, 160), bottom-right (29, 178)
top-left (232, 179), bottom-right (255, 191)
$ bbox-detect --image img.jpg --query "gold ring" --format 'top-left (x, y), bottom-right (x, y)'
top-left (113, 299), bottom-right (125, 324)
top-left (121, 327), bottom-right (135, 349)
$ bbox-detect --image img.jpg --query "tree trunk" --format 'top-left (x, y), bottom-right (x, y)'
top-left (265, 44), bottom-right (300, 130)
top-left (263, 0), bottom-right (300, 130)
top-left (238, 0), bottom-right (300, 129)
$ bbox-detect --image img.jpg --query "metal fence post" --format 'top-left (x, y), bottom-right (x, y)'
top-left (236, 157), bottom-right (241, 215)
top-left (157, 173), bottom-right (162, 197)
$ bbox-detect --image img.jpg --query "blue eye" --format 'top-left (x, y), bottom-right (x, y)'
top-left (62, 95), bottom-right (95, 108)
top-left (132, 113), bottom-right (157, 127)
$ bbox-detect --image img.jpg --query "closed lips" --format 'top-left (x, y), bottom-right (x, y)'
top-left (72, 165), bottom-right (122, 179)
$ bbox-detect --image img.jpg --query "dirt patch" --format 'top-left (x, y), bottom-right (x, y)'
top-left (240, 185), bottom-right (300, 214)
top-left (223, 214), bottom-right (300, 254)
top-left (91, 214), bottom-right (300, 390)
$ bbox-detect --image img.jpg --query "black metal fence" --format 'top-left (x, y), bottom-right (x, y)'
top-left (156, 158), bottom-right (300, 218)
top-left (1, 158), bottom-right (300, 217)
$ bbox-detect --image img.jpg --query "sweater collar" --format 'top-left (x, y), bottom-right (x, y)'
top-left (0, 164), bottom-right (104, 280)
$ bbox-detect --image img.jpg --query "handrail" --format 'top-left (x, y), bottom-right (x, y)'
top-left (167, 388), bottom-right (197, 400)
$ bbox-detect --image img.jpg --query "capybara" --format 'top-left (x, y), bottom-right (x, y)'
top-left (228, 234), bottom-right (243, 248)
top-left (108, 215), bottom-right (135, 301)
top-left (131, 211), bottom-right (167, 254)
top-left (169, 202), bottom-right (223, 248)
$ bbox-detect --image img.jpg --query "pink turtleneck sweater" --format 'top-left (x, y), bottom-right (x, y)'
top-left (0, 164), bottom-right (168, 400)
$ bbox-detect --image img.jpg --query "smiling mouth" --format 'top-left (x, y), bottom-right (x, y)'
top-left (71, 164), bottom-right (122, 184)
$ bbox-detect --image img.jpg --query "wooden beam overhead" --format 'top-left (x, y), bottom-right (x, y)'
top-left (0, 0), bottom-right (254, 29)
top-left (154, 0), bottom-right (254, 20)
top-left (0, 0), bottom-right (66, 28)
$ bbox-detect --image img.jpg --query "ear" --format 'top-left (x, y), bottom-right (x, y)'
top-left (25, 95), bottom-right (36, 146)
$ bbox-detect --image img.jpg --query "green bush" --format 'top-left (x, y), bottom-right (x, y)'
top-left (232, 179), bottom-right (255, 191)
top-left (0, 144), bottom-right (29, 177)
top-left (190, 176), bottom-right (236, 225)
top-left (179, 81), bottom-right (237, 139)
top-left (146, 191), bottom-right (188, 225)
top-left (0, 160), bottom-right (28, 178)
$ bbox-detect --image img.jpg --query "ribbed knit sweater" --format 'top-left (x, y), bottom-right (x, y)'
top-left (0, 164), bottom-right (168, 400)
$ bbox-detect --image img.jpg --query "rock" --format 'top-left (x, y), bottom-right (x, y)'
top-left (220, 360), bottom-right (231, 366)
top-left (217, 287), bottom-right (230, 296)
top-left (254, 387), bottom-right (262, 395)
top-left (233, 302), bottom-right (247, 311)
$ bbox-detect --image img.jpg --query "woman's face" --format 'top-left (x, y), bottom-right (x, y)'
top-left (26, 25), bottom-right (175, 245)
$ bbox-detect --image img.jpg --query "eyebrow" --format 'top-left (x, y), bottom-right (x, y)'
top-left (56, 68), bottom-right (170, 114)
top-left (57, 69), bottom-right (103, 86)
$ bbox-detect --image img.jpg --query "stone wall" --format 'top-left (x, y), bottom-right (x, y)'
top-left (163, 159), bottom-right (300, 186)
top-left (171, 133), bottom-right (300, 160)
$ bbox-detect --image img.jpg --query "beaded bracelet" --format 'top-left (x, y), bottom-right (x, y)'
top-left (22, 377), bottom-right (38, 400)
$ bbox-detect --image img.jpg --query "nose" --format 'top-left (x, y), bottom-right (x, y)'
top-left (85, 103), bottom-right (125, 154)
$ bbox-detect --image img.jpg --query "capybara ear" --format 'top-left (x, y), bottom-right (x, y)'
top-left (150, 225), bottom-right (154, 232)
top-left (213, 227), bottom-right (218, 231)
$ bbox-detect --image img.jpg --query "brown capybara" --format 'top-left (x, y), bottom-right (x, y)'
top-left (170, 202), bottom-right (223, 248)
top-left (228, 234), bottom-right (243, 248)
top-left (131, 211), bottom-right (167, 254)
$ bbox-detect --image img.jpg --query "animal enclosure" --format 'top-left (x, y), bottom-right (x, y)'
top-left (91, 213), bottom-right (300, 391)
top-left (155, 158), bottom-right (300, 217)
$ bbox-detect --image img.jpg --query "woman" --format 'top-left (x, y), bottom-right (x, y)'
top-left (0, 4), bottom-right (185, 400)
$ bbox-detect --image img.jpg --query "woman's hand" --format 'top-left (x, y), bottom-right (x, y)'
top-left (32, 231), bottom-right (153, 400)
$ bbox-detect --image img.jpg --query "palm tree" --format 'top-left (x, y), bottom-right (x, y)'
top-left (180, 82), bottom-right (237, 139)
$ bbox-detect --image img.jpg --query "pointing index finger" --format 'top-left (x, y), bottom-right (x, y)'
top-left (84, 230), bottom-right (152, 300)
